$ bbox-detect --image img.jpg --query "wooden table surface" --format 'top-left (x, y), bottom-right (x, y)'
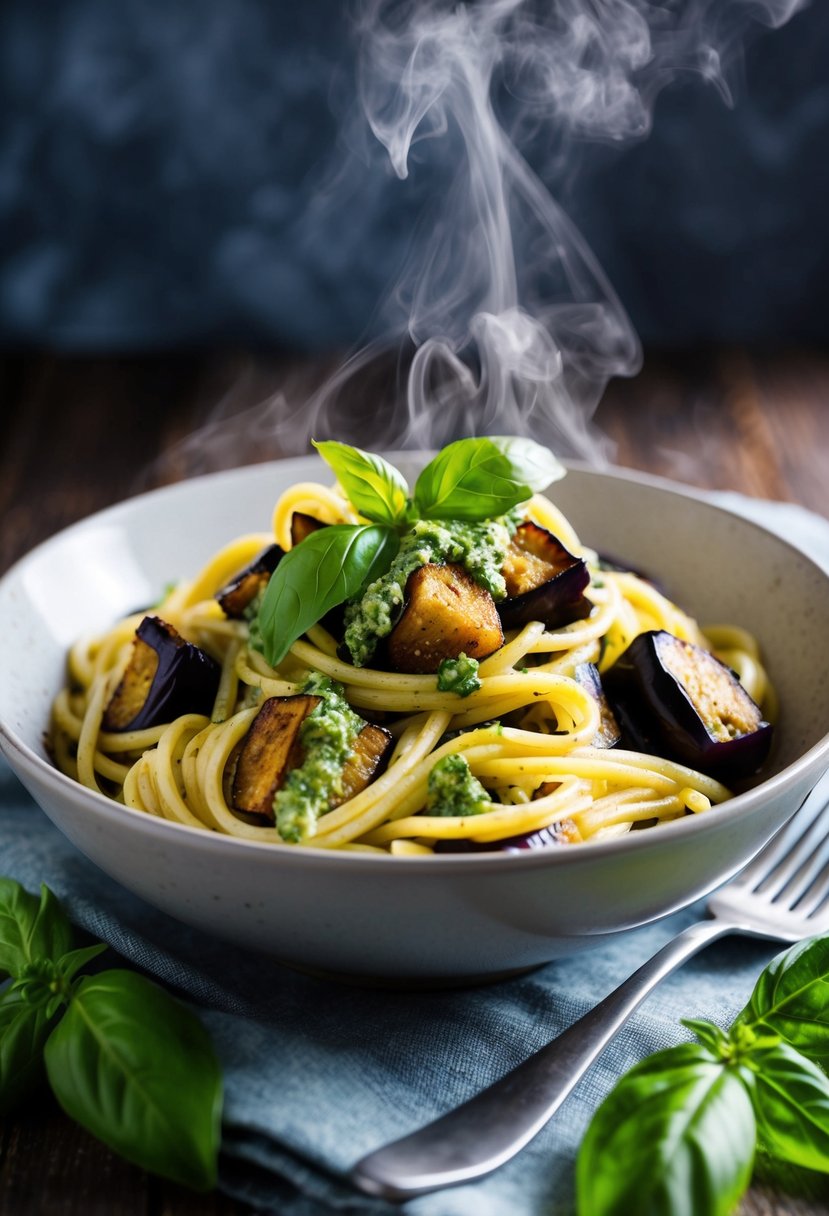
top-left (1, 347), bottom-right (828, 1215)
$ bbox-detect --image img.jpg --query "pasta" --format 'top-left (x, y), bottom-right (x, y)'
top-left (49, 444), bottom-right (774, 854)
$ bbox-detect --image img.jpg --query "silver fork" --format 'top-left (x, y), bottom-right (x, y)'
top-left (352, 778), bottom-right (829, 1202)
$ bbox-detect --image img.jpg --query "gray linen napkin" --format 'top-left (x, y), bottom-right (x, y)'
top-left (1, 491), bottom-right (828, 1216)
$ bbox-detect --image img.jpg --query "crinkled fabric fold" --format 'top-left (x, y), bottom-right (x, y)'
top-left (1, 494), bottom-right (827, 1215)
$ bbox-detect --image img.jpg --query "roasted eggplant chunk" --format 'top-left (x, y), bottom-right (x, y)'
top-left (102, 616), bottom-right (221, 732)
top-left (574, 662), bottom-right (621, 749)
top-left (603, 630), bottom-right (773, 781)
top-left (230, 694), bottom-right (320, 818)
top-left (600, 673), bottom-right (662, 759)
top-left (499, 522), bottom-right (591, 630)
top-left (290, 512), bottom-right (326, 546)
top-left (216, 544), bottom-right (284, 619)
top-left (339, 723), bottom-right (394, 802)
top-left (387, 563), bottom-right (504, 674)
top-left (228, 695), bottom-right (393, 819)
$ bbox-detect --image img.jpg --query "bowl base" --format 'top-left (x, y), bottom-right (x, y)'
top-left (279, 958), bottom-right (543, 990)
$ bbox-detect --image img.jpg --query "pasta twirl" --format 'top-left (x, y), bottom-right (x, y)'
top-left (49, 444), bottom-right (774, 854)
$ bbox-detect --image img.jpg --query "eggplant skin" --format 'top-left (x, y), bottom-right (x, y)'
top-left (573, 663), bottom-right (621, 749)
top-left (102, 616), bottom-right (221, 732)
top-left (435, 820), bottom-right (580, 853)
top-left (338, 724), bottom-right (394, 803)
top-left (216, 544), bottom-right (284, 619)
top-left (499, 522), bottom-right (591, 630)
top-left (603, 630), bottom-right (773, 782)
top-left (596, 553), bottom-right (667, 596)
top-left (290, 513), bottom-right (326, 546)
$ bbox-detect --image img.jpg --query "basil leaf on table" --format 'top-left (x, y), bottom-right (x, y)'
top-left (0, 987), bottom-right (61, 1115)
top-left (576, 1042), bottom-right (756, 1216)
top-left (413, 437), bottom-right (535, 521)
top-left (737, 935), bottom-right (829, 1069)
top-left (44, 970), bottom-right (222, 1191)
top-left (681, 1017), bottom-right (729, 1055)
top-left (313, 440), bottom-right (410, 526)
top-left (55, 942), bottom-right (109, 983)
top-left (257, 523), bottom-right (399, 666)
top-left (0, 879), bottom-right (73, 980)
top-left (744, 1038), bottom-right (829, 1172)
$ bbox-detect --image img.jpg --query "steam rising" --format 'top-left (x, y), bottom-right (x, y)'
top-left (175, 0), bottom-right (808, 469)
top-left (305, 0), bottom-right (805, 461)
top-left (348, 0), bottom-right (641, 459)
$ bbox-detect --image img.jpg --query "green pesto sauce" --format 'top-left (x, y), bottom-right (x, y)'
top-left (343, 515), bottom-right (517, 667)
top-left (273, 673), bottom-right (363, 844)
top-left (244, 590), bottom-right (265, 654)
top-left (436, 653), bottom-right (481, 698)
top-left (426, 753), bottom-right (490, 818)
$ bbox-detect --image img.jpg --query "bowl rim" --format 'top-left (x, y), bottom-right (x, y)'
top-left (2, 454), bottom-right (828, 872)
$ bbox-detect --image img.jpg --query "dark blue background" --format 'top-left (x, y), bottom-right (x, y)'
top-left (1, 1), bottom-right (827, 351)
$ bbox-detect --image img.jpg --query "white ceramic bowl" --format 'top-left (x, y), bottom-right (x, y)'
top-left (2, 457), bottom-right (829, 983)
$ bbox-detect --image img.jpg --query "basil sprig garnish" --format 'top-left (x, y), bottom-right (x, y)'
top-left (259, 524), bottom-right (400, 666)
top-left (487, 435), bottom-right (566, 493)
top-left (258, 436), bottom-right (563, 664)
top-left (577, 934), bottom-right (829, 1216)
top-left (0, 878), bottom-right (222, 1190)
top-left (312, 440), bottom-right (410, 527)
top-left (413, 436), bottom-right (562, 520)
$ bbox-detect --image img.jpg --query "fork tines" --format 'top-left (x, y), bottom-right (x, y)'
top-left (736, 773), bottom-right (829, 917)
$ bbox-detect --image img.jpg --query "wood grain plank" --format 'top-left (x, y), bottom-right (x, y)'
top-left (747, 350), bottom-right (829, 518)
top-left (0, 1095), bottom-right (148, 1216)
top-left (596, 347), bottom-right (829, 517)
top-left (717, 349), bottom-right (796, 503)
top-left (596, 349), bottom-right (746, 491)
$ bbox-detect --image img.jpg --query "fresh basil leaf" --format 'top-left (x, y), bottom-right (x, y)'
top-left (745, 1038), bottom-right (829, 1172)
top-left (682, 1017), bottom-right (729, 1055)
top-left (313, 440), bottom-right (409, 526)
top-left (737, 936), bottom-right (829, 1069)
top-left (0, 986), bottom-right (61, 1115)
top-left (11, 958), bottom-right (66, 1015)
top-left (488, 436), bottom-right (565, 492)
top-left (413, 437), bottom-right (534, 521)
top-left (576, 1042), bottom-right (755, 1216)
top-left (44, 970), bottom-right (222, 1191)
top-left (57, 943), bottom-right (108, 982)
top-left (257, 524), bottom-right (399, 667)
top-left (0, 880), bottom-right (74, 980)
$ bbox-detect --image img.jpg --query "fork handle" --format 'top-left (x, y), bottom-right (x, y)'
top-left (352, 917), bottom-right (735, 1201)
